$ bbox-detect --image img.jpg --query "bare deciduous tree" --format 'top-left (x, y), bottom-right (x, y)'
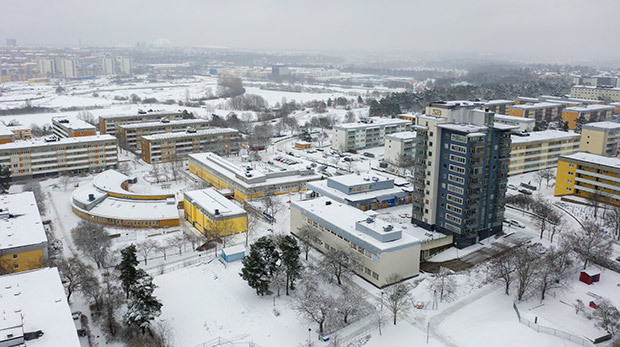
top-left (166, 233), bottom-right (187, 256)
top-left (563, 221), bottom-right (612, 269)
top-left (515, 243), bottom-right (544, 301)
top-left (321, 247), bottom-right (356, 286)
top-left (72, 221), bottom-right (111, 269)
top-left (604, 204), bottom-right (620, 241)
top-left (490, 248), bottom-right (517, 295)
top-left (537, 246), bottom-right (572, 301)
top-left (429, 266), bottom-right (456, 302)
top-left (298, 224), bottom-right (320, 261)
top-left (137, 238), bottom-right (158, 265)
top-left (55, 256), bottom-right (93, 302)
top-left (592, 299), bottom-right (620, 335)
top-left (293, 282), bottom-right (334, 335)
top-left (383, 274), bottom-right (411, 325)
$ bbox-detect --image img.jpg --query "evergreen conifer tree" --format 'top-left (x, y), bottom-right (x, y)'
top-left (125, 269), bottom-right (162, 335)
top-left (117, 244), bottom-right (139, 299)
top-left (279, 235), bottom-right (302, 295)
top-left (0, 165), bottom-right (10, 194)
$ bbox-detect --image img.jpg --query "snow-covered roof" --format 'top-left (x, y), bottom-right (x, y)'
top-left (385, 131), bottom-right (416, 141)
top-left (308, 179), bottom-right (411, 203)
top-left (437, 123), bottom-right (487, 133)
top-left (92, 170), bottom-right (170, 198)
top-left (0, 192), bottom-right (46, 251)
top-left (117, 118), bottom-right (208, 130)
top-left (563, 105), bottom-right (615, 113)
top-left (329, 173), bottom-right (392, 187)
top-left (292, 197), bottom-right (420, 253)
top-left (184, 188), bottom-right (246, 218)
top-left (99, 110), bottom-right (183, 120)
top-left (222, 244), bottom-right (246, 256)
top-left (510, 102), bottom-right (562, 110)
top-left (572, 85), bottom-right (620, 91)
top-left (0, 268), bottom-right (81, 347)
top-left (561, 152), bottom-right (620, 169)
top-left (432, 100), bottom-right (485, 107)
top-left (484, 99), bottom-right (515, 106)
top-left (52, 117), bottom-right (95, 131)
top-left (510, 130), bottom-right (581, 144)
top-left (141, 128), bottom-right (238, 141)
top-left (493, 114), bottom-right (536, 123)
top-left (334, 117), bottom-right (410, 130)
top-left (0, 134), bottom-right (116, 151)
top-left (0, 123), bottom-right (14, 138)
top-left (5, 125), bottom-right (30, 132)
top-left (72, 192), bottom-right (179, 221)
top-left (188, 152), bottom-right (321, 190)
top-left (582, 121), bottom-right (620, 131)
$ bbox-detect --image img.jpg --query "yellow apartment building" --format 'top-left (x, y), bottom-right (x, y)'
top-left (561, 105), bottom-right (615, 130)
top-left (579, 121), bottom-right (620, 157)
top-left (509, 130), bottom-right (581, 175)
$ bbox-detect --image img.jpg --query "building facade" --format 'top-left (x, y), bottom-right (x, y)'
top-left (183, 188), bottom-right (247, 237)
top-left (120, 57), bottom-right (133, 75)
top-left (493, 114), bottom-right (535, 132)
top-left (117, 118), bottom-right (209, 150)
top-left (412, 110), bottom-right (514, 248)
top-left (141, 128), bottom-right (241, 163)
top-left (0, 192), bottom-right (48, 274)
top-left (580, 122), bottom-right (620, 157)
top-left (0, 135), bottom-right (117, 178)
top-left (6, 125), bottom-right (32, 140)
top-left (291, 197), bottom-right (421, 287)
top-left (331, 117), bottom-right (411, 152)
top-left (98, 110), bottom-right (185, 135)
top-left (52, 117), bottom-right (97, 138)
top-left (188, 152), bottom-right (322, 202)
top-left (507, 102), bottom-right (563, 121)
top-left (561, 105), bottom-right (615, 130)
top-left (482, 100), bottom-right (515, 115)
top-left (509, 130), bottom-right (581, 175)
top-left (555, 152), bottom-right (620, 207)
top-left (384, 131), bottom-right (416, 166)
top-left (571, 86), bottom-right (620, 103)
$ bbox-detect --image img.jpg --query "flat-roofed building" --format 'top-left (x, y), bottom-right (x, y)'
top-left (482, 99), bottom-right (515, 114)
top-left (0, 123), bottom-right (14, 144)
top-left (331, 117), bottom-right (411, 152)
top-left (141, 128), bottom-right (241, 163)
top-left (0, 268), bottom-right (81, 347)
top-left (426, 101), bottom-right (484, 119)
top-left (0, 192), bottom-right (48, 274)
top-left (508, 102), bottom-right (563, 121)
top-left (307, 173), bottom-right (412, 211)
top-left (6, 125), bottom-right (31, 140)
top-left (610, 102), bottom-right (620, 114)
top-left (509, 130), bottom-right (581, 175)
top-left (0, 135), bottom-right (117, 178)
top-left (571, 85), bottom-right (620, 103)
top-left (561, 105), bottom-right (615, 130)
top-left (384, 131), bottom-right (416, 166)
top-left (117, 118), bottom-right (209, 150)
top-left (291, 197), bottom-right (422, 287)
top-left (52, 117), bottom-right (96, 138)
top-left (189, 152), bottom-right (322, 201)
top-left (183, 188), bottom-right (248, 237)
top-left (579, 121), bottom-right (620, 157)
top-left (555, 152), bottom-right (620, 207)
top-left (71, 170), bottom-right (179, 228)
top-left (98, 110), bottom-right (185, 135)
top-left (493, 114), bottom-right (535, 132)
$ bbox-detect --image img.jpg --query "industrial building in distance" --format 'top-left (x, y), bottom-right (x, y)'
top-left (140, 128), bottom-right (241, 163)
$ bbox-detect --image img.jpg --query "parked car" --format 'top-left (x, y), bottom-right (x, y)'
top-left (507, 184), bottom-right (518, 190)
top-left (509, 220), bottom-right (525, 228)
top-left (518, 188), bottom-right (532, 195)
top-left (615, 256), bottom-right (620, 263)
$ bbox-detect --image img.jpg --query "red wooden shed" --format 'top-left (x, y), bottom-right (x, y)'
top-left (579, 270), bottom-right (600, 285)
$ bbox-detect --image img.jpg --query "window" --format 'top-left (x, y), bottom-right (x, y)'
top-left (448, 174), bottom-right (464, 184)
top-left (451, 134), bottom-right (468, 144)
top-left (372, 272), bottom-right (379, 280)
top-left (12, 254), bottom-right (18, 259)
top-left (447, 184), bottom-right (464, 195)
top-left (447, 194), bottom-right (463, 204)
top-left (446, 204), bottom-right (462, 214)
top-left (450, 154), bottom-right (466, 164)
top-left (13, 264), bottom-right (19, 270)
top-left (445, 213), bottom-right (462, 224)
top-left (450, 144), bottom-right (467, 154)
top-left (449, 164), bottom-right (465, 174)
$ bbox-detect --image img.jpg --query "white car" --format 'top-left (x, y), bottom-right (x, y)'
top-left (507, 184), bottom-right (517, 190)
top-left (509, 220), bottom-right (525, 228)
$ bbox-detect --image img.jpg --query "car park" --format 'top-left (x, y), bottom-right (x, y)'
top-left (518, 188), bottom-right (532, 195)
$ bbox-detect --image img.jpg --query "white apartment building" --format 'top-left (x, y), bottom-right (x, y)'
top-left (101, 57), bottom-right (116, 75)
top-left (493, 114), bottom-right (535, 132)
top-left (509, 130), bottom-right (581, 175)
top-left (36, 58), bottom-right (55, 75)
top-left (571, 85), bottom-right (620, 103)
top-left (99, 110), bottom-right (185, 135)
top-left (141, 128), bottom-right (241, 163)
top-left (291, 197), bottom-right (421, 287)
top-left (60, 59), bottom-right (77, 78)
top-left (120, 57), bottom-right (133, 75)
top-left (384, 131), bottom-right (416, 166)
top-left (331, 117), bottom-right (411, 152)
top-left (0, 135), bottom-right (118, 178)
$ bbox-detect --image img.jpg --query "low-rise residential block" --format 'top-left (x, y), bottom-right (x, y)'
top-left (384, 131), bottom-right (416, 166)
top-left (117, 118), bottom-right (209, 150)
top-left (52, 117), bottom-right (96, 138)
top-left (580, 121), bottom-right (620, 157)
top-left (331, 117), bottom-right (411, 152)
top-left (141, 128), bottom-right (241, 163)
top-left (561, 105), bottom-right (615, 130)
top-left (98, 110), bottom-right (185, 135)
top-left (509, 130), bottom-right (581, 175)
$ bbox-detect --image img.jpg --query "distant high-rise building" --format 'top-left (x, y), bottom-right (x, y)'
top-left (6, 39), bottom-right (16, 46)
top-left (37, 58), bottom-right (56, 76)
top-left (120, 57), bottom-right (133, 75)
top-left (412, 106), bottom-right (515, 248)
top-left (101, 57), bottom-right (116, 75)
top-left (60, 59), bottom-right (78, 78)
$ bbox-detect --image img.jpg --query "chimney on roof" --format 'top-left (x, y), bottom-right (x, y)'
top-left (214, 209), bottom-right (219, 215)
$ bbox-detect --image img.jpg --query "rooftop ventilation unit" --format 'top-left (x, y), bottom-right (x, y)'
top-left (383, 225), bottom-right (393, 232)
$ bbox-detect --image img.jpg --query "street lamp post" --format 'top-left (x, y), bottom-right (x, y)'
top-left (379, 291), bottom-right (384, 336)
top-left (308, 328), bottom-right (311, 346)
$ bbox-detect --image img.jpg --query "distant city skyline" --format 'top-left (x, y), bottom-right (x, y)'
top-left (2, 0), bottom-right (620, 63)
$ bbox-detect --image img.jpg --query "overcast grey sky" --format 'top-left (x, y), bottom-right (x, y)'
top-left (3, 0), bottom-right (620, 62)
